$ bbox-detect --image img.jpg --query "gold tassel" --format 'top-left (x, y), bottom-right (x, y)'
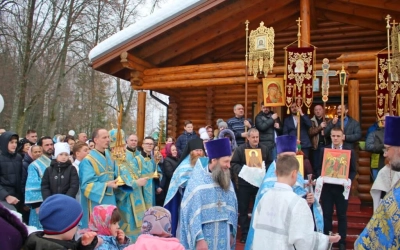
top-left (287, 107), bottom-right (290, 114)
top-left (385, 93), bottom-right (389, 113)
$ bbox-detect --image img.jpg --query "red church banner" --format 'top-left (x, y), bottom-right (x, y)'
top-left (285, 47), bottom-right (315, 114)
top-left (376, 54), bottom-right (400, 120)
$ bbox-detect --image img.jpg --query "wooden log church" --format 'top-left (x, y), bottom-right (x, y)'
top-left (89, 0), bottom-right (400, 247)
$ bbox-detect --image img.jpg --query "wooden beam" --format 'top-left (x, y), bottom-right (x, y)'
top-left (144, 61), bottom-right (244, 76)
top-left (318, 9), bottom-right (384, 31)
top-left (136, 91), bottom-right (146, 144)
top-left (300, 0), bottom-right (311, 46)
top-left (162, 1), bottom-right (299, 66)
top-left (309, 0), bottom-right (317, 30)
top-left (135, 0), bottom-right (268, 59)
top-left (143, 69), bottom-right (246, 82)
top-left (121, 52), bottom-right (154, 69)
top-left (337, 0), bottom-right (400, 12)
top-left (316, 0), bottom-right (396, 22)
top-left (135, 76), bottom-right (261, 90)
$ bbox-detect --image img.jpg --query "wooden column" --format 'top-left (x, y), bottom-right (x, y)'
top-left (300, 0), bottom-right (311, 46)
top-left (137, 91), bottom-right (146, 145)
top-left (206, 87), bottom-right (214, 126)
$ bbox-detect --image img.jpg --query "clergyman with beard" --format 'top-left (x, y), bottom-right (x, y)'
top-left (355, 116), bottom-right (400, 249)
top-left (179, 138), bottom-right (238, 250)
top-left (164, 138), bottom-right (205, 236)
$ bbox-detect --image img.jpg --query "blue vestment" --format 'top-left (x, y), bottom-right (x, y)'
top-left (354, 179), bottom-right (400, 249)
top-left (25, 155), bottom-right (51, 229)
top-left (179, 157), bottom-right (238, 250)
top-left (245, 160), bottom-right (324, 250)
top-left (115, 150), bottom-right (148, 242)
top-left (164, 155), bottom-right (193, 236)
top-left (79, 149), bottom-right (117, 228)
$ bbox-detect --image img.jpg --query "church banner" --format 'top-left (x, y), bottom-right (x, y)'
top-left (376, 53), bottom-right (400, 120)
top-left (285, 47), bottom-right (315, 114)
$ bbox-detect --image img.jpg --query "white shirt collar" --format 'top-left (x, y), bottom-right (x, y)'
top-left (274, 182), bottom-right (293, 190)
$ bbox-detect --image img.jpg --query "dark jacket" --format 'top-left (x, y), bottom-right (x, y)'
top-left (325, 115), bottom-right (361, 149)
top-left (21, 153), bottom-right (33, 194)
top-left (317, 144), bottom-right (357, 181)
top-left (231, 143), bottom-right (272, 187)
top-left (0, 132), bottom-right (23, 203)
top-left (23, 231), bottom-right (97, 250)
top-left (162, 156), bottom-right (179, 191)
top-left (365, 128), bottom-right (385, 170)
top-left (309, 116), bottom-right (331, 149)
top-left (283, 114), bottom-right (312, 149)
top-left (41, 160), bottom-right (79, 201)
top-left (176, 131), bottom-right (199, 157)
top-left (255, 111), bottom-right (282, 148)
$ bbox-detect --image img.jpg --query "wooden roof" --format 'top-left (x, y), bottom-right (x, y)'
top-left (91, 0), bottom-right (400, 84)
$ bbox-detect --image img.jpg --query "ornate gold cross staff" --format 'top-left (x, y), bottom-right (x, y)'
top-left (386, 14), bottom-right (393, 115)
top-left (338, 64), bottom-right (348, 131)
top-left (296, 17), bottom-right (302, 47)
top-left (245, 20), bottom-right (249, 132)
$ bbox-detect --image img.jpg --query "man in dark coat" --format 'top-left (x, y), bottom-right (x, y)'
top-left (255, 102), bottom-right (282, 160)
top-left (231, 128), bottom-right (272, 243)
top-left (325, 104), bottom-right (361, 149)
top-left (0, 131), bottom-right (23, 212)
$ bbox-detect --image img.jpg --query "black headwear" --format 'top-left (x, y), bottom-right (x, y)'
top-left (177, 138), bottom-right (205, 166)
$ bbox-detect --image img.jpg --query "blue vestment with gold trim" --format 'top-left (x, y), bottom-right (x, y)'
top-left (179, 157), bottom-right (238, 250)
top-left (354, 179), bottom-right (400, 249)
top-left (79, 149), bottom-right (117, 228)
top-left (25, 155), bottom-right (51, 229)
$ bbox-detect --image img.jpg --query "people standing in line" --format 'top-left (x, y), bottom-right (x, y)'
top-left (227, 104), bottom-right (253, 146)
top-left (354, 116), bottom-right (400, 249)
top-left (283, 103), bottom-right (312, 158)
top-left (79, 128), bottom-right (119, 228)
top-left (365, 114), bottom-right (388, 180)
top-left (319, 127), bottom-right (357, 250)
top-left (21, 145), bottom-right (42, 224)
top-left (25, 129), bottom-right (38, 145)
top-left (255, 102), bottom-right (282, 160)
top-left (230, 128), bottom-right (272, 243)
top-left (309, 105), bottom-right (330, 177)
top-left (126, 134), bottom-right (140, 157)
top-left (164, 138), bottom-right (205, 237)
top-left (41, 142), bottom-right (79, 201)
top-left (0, 132), bottom-right (23, 213)
top-left (25, 136), bottom-right (54, 229)
top-left (78, 133), bottom-right (88, 143)
top-left (175, 120), bottom-right (199, 156)
top-left (159, 143), bottom-right (179, 206)
top-left (324, 104), bottom-right (361, 149)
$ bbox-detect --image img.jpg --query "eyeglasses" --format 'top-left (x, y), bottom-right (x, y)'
top-left (143, 143), bottom-right (154, 146)
top-left (383, 146), bottom-right (391, 154)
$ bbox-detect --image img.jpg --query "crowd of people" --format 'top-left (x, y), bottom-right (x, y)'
top-left (0, 102), bottom-right (399, 250)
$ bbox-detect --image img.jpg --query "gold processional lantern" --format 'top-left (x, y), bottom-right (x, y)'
top-left (248, 21), bottom-right (275, 78)
top-left (337, 65), bottom-right (349, 131)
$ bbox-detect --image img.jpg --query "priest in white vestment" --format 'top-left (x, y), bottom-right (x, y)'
top-left (179, 138), bottom-right (238, 250)
top-left (370, 164), bottom-right (400, 211)
top-left (253, 155), bottom-right (340, 250)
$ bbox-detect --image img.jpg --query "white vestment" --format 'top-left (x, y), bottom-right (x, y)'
top-left (252, 182), bottom-right (329, 250)
top-left (371, 165), bottom-right (400, 211)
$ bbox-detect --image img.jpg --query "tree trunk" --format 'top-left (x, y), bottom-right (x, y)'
top-left (10, 0), bottom-right (35, 134)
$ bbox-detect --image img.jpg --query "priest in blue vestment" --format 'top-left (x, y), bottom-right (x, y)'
top-left (354, 116), bottom-right (400, 249)
top-left (245, 135), bottom-right (324, 250)
top-left (179, 138), bottom-right (238, 250)
top-left (164, 138), bottom-right (205, 236)
top-left (79, 128), bottom-right (119, 228)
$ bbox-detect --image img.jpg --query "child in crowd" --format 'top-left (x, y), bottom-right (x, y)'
top-left (125, 206), bottom-right (184, 250)
top-left (86, 205), bottom-right (130, 250)
top-left (41, 142), bottom-right (79, 201)
top-left (23, 194), bottom-right (98, 250)
top-left (72, 141), bottom-right (89, 203)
